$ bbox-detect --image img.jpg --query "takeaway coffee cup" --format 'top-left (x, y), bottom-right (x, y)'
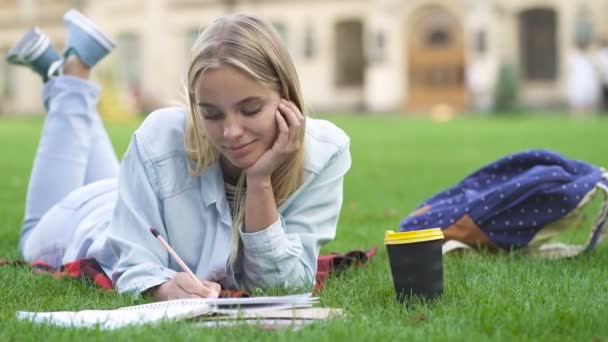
top-left (384, 228), bottom-right (444, 302)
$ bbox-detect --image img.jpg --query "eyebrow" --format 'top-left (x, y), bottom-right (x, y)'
top-left (197, 96), bottom-right (265, 108)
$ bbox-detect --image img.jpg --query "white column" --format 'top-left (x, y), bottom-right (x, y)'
top-left (364, 0), bottom-right (402, 113)
top-left (141, 0), bottom-right (170, 106)
top-left (464, 0), bottom-right (499, 112)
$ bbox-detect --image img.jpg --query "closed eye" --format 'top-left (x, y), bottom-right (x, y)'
top-left (199, 107), bottom-right (223, 120)
top-left (241, 106), bottom-right (262, 116)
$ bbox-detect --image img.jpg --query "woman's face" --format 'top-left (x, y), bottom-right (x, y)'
top-left (196, 65), bottom-right (280, 178)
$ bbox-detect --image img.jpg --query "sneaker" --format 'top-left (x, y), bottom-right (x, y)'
top-left (6, 27), bottom-right (61, 81)
top-left (63, 9), bottom-right (116, 67)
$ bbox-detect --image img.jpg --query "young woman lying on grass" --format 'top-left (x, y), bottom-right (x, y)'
top-left (7, 10), bottom-right (351, 301)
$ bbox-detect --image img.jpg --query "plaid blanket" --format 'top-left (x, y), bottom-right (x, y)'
top-left (1, 247), bottom-right (377, 298)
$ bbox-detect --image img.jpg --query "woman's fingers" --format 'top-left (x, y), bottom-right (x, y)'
top-left (277, 100), bottom-right (304, 150)
top-left (274, 110), bottom-right (290, 149)
top-left (196, 284), bottom-right (219, 298)
top-left (174, 273), bottom-right (220, 298)
top-left (281, 99), bottom-right (305, 121)
top-left (278, 101), bottom-right (299, 127)
top-left (153, 274), bottom-right (223, 301)
top-left (202, 280), bottom-right (222, 297)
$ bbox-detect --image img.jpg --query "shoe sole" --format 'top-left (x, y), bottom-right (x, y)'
top-left (6, 28), bottom-right (50, 64)
top-left (64, 9), bottom-right (116, 51)
top-left (28, 34), bottom-right (51, 61)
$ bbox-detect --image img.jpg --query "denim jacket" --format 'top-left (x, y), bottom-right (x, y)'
top-left (88, 107), bottom-right (351, 295)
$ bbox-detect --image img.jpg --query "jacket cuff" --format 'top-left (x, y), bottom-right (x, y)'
top-left (116, 265), bottom-right (177, 297)
top-left (239, 217), bottom-right (286, 254)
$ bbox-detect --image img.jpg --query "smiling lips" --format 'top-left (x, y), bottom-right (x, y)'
top-left (225, 141), bottom-right (255, 156)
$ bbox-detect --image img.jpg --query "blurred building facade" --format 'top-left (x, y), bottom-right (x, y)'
top-left (1, 0), bottom-right (607, 115)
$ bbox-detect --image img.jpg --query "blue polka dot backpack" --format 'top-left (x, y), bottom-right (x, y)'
top-left (400, 149), bottom-right (608, 258)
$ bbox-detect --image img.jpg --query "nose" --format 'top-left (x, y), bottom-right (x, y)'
top-left (223, 112), bottom-right (244, 140)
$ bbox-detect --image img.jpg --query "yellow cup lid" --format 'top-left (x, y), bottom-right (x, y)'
top-left (384, 228), bottom-right (444, 244)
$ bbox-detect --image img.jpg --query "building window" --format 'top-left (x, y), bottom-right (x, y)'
top-left (574, 8), bottom-right (592, 47)
top-left (303, 23), bottom-right (316, 59)
top-left (0, 47), bottom-right (14, 100)
top-left (184, 27), bottom-right (201, 73)
top-left (334, 20), bottom-right (364, 87)
top-left (476, 30), bottom-right (487, 54)
top-left (428, 29), bottom-right (449, 47)
top-left (369, 30), bottom-right (386, 64)
top-left (182, 27), bottom-right (203, 82)
top-left (519, 8), bottom-right (558, 81)
top-left (272, 22), bottom-right (289, 48)
top-left (116, 33), bottom-right (142, 91)
top-left (185, 27), bottom-right (200, 59)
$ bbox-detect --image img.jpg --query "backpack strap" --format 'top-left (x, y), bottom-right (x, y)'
top-left (584, 171), bottom-right (608, 251)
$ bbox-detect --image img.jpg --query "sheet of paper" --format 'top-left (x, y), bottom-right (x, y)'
top-left (206, 307), bottom-right (344, 320)
top-left (196, 318), bottom-right (316, 330)
top-left (16, 293), bottom-right (319, 330)
top-left (17, 298), bottom-right (213, 330)
top-left (195, 308), bottom-right (345, 330)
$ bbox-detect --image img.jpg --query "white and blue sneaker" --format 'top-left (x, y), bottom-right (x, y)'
top-left (63, 9), bottom-right (116, 67)
top-left (6, 27), bottom-right (61, 81)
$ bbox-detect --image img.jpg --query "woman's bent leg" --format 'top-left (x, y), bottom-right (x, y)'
top-left (21, 180), bottom-right (117, 267)
top-left (83, 114), bottom-right (120, 184)
top-left (21, 205), bottom-right (79, 267)
top-left (20, 76), bottom-right (101, 253)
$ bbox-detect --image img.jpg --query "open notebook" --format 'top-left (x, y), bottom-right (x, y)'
top-left (17, 293), bottom-right (330, 330)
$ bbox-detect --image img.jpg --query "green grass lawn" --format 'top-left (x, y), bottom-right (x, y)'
top-left (1, 114), bottom-right (607, 341)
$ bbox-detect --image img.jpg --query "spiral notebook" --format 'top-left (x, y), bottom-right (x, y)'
top-left (17, 293), bottom-right (320, 330)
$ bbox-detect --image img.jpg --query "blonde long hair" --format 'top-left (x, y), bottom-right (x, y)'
top-left (184, 14), bottom-right (306, 268)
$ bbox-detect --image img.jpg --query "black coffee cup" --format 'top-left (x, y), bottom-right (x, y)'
top-left (384, 228), bottom-right (444, 303)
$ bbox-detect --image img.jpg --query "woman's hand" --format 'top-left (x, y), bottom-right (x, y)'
top-left (152, 272), bottom-right (221, 301)
top-left (245, 99), bottom-right (305, 183)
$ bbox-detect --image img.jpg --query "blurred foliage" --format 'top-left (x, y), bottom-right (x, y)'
top-left (493, 64), bottom-right (520, 113)
top-left (97, 69), bottom-right (137, 123)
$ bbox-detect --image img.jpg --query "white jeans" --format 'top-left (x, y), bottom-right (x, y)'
top-left (20, 76), bottom-right (119, 267)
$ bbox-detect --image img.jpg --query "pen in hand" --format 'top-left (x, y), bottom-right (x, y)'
top-left (149, 226), bottom-right (204, 288)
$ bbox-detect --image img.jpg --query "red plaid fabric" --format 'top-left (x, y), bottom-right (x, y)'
top-left (315, 247), bottom-right (378, 291)
top-left (1, 248), bottom-right (377, 297)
